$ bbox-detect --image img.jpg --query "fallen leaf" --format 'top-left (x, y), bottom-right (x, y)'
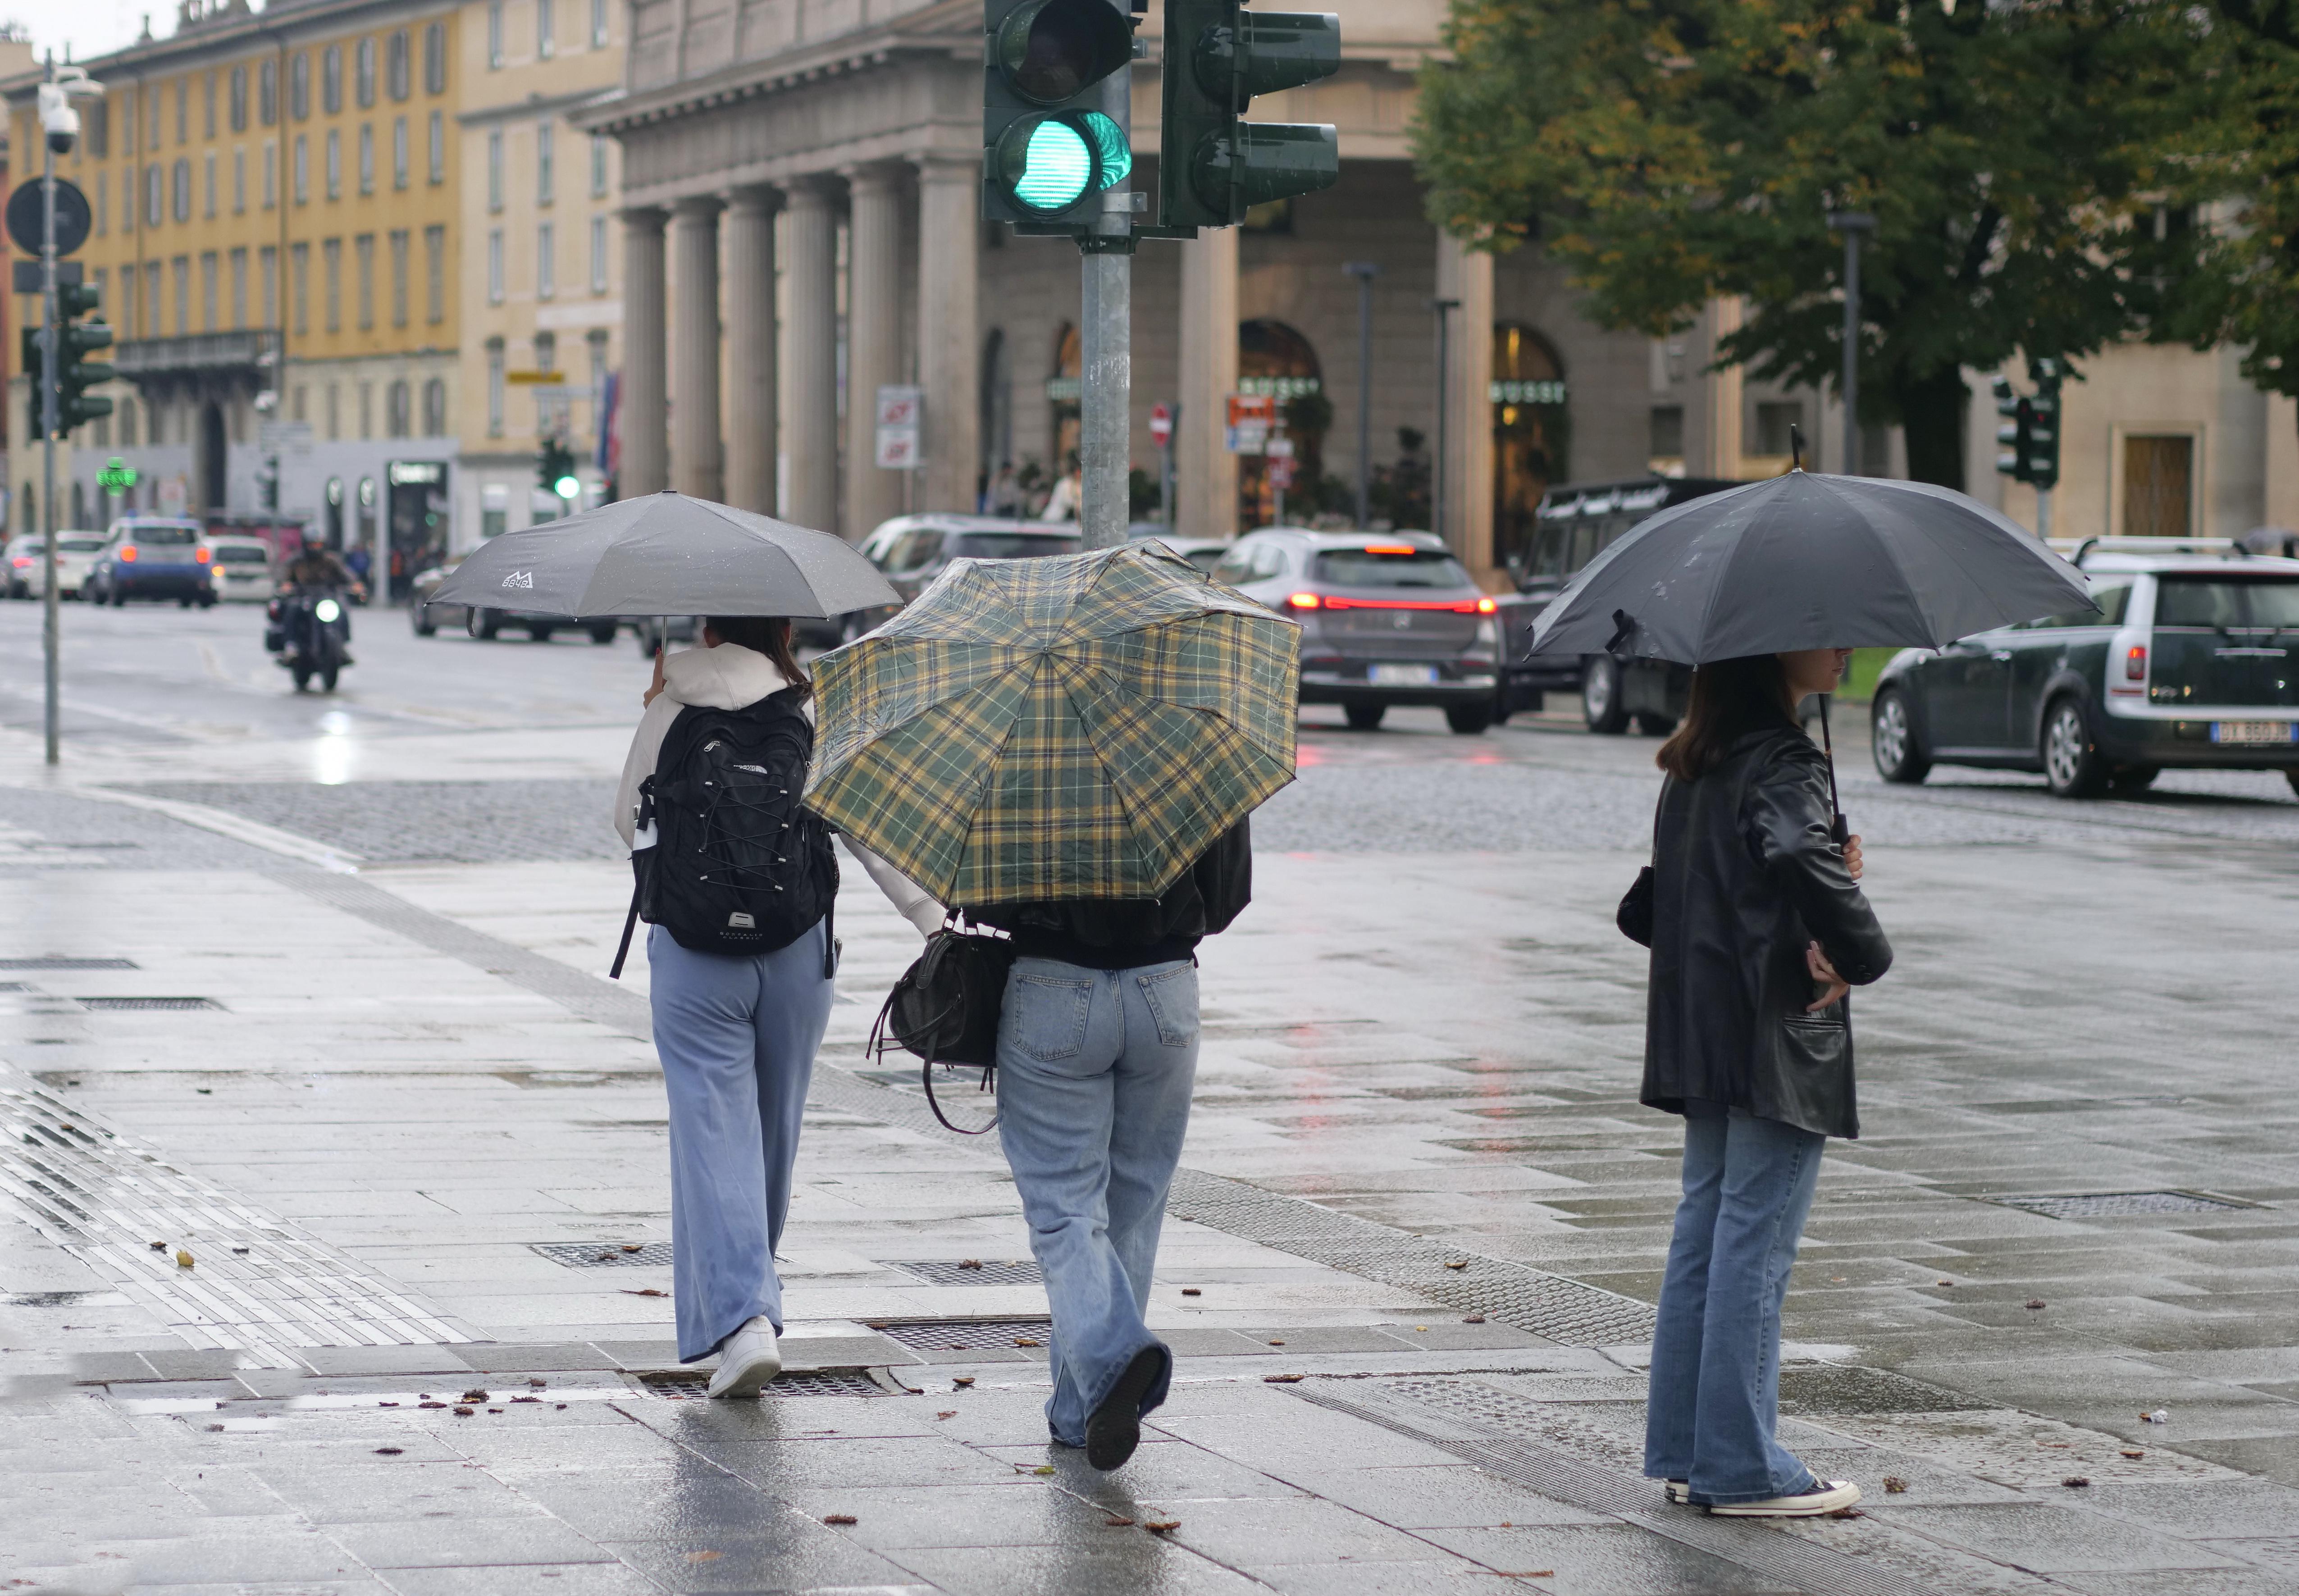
top-left (1145, 1519), bottom-right (1180, 1532)
top-left (487, 1408), bottom-right (503, 1414)
top-left (1268, 1339), bottom-right (1285, 1346)
top-left (1464, 1314), bottom-right (1486, 1324)
top-left (452, 1407), bottom-right (475, 1417)
top-left (1937, 1279), bottom-right (1954, 1287)
top-left (1414, 1325), bottom-right (1428, 1332)
top-left (528, 1377), bottom-right (547, 1388)
top-left (1444, 1260), bottom-right (1467, 1270)
top-left (2062, 1476), bottom-right (2090, 1488)
top-left (175, 1249), bottom-right (196, 1269)
top-left (952, 1377), bottom-right (976, 1388)
top-left (204, 1423), bottom-right (224, 1431)
top-left (461, 1390), bottom-right (490, 1402)
top-left (2025, 1299), bottom-right (2047, 1310)
top-left (1014, 1336), bottom-right (1041, 1347)
top-left (1522, 1573), bottom-right (1554, 1580)
top-left (418, 1402), bottom-right (446, 1410)
top-left (1032, 1464), bottom-right (1057, 1476)
top-left (1883, 1476), bottom-right (1908, 1494)
top-left (1181, 1288), bottom-right (1201, 1297)
top-left (685, 1550), bottom-right (723, 1564)
top-left (622, 1288), bottom-right (667, 1297)
top-left (621, 1243), bottom-right (643, 1253)
top-left (958, 1259), bottom-right (983, 1269)
top-left (1264, 1373), bottom-right (1304, 1384)
top-left (556, 1404), bottom-right (566, 1410)
top-left (822, 1514), bottom-right (857, 1525)
top-left (231, 1245), bottom-right (249, 1254)
top-left (936, 1410), bottom-right (958, 1420)
top-left (511, 1397), bottom-right (539, 1404)
top-left (148, 1240), bottom-right (167, 1252)
top-left (378, 1401), bottom-right (398, 1408)
top-left (1105, 1516), bottom-right (1135, 1528)
top-left (1825, 1507), bottom-right (1863, 1519)
top-left (2121, 1449), bottom-right (2144, 1459)
top-left (374, 1446), bottom-right (403, 1455)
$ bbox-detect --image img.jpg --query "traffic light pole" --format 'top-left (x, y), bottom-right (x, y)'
top-left (41, 55), bottom-right (61, 767)
top-left (1077, 46), bottom-right (1132, 552)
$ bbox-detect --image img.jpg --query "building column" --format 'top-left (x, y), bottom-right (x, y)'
top-left (670, 196), bottom-right (725, 502)
top-left (620, 206), bottom-right (670, 497)
top-left (722, 186), bottom-right (782, 516)
top-left (845, 165), bottom-right (907, 539)
top-left (782, 179), bottom-right (841, 536)
top-left (1701, 295), bottom-right (1744, 479)
top-left (1177, 226), bottom-right (1238, 538)
top-left (1436, 228), bottom-right (1494, 577)
top-left (915, 155), bottom-right (980, 515)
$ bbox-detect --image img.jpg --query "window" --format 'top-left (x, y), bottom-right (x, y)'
top-left (145, 86), bottom-right (157, 150)
top-left (424, 223), bottom-right (445, 323)
top-left (387, 379), bottom-right (410, 438)
top-left (424, 22), bottom-right (447, 93)
top-left (538, 0), bottom-right (554, 56)
top-left (230, 247), bottom-right (246, 328)
top-left (288, 54), bottom-right (307, 120)
top-left (258, 57), bottom-right (277, 125)
top-left (292, 135), bottom-right (307, 203)
top-left (145, 163), bottom-right (163, 227)
top-left (290, 242), bottom-right (309, 333)
top-left (488, 228), bottom-right (505, 303)
top-left (487, 130), bottom-right (503, 211)
top-left (422, 378), bottom-right (447, 437)
top-left (387, 30), bottom-right (410, 99)
top-left (172, 158), bottom-right (192, 222)
top-left (589, 134), bottom-right (608, 197)
top-left (591, 0), bottom-right (608, 47)
top-left (175, 77), bottom-right (187, 143)
top-left (536, 122), bottom-right (553, 204)
top-left (358, 123), bottom-right (374, 193)
top-left (323, 237), bottom-right (341, 331)
top-left (232, 64), bottom-right (250, 129)
top-left (487, 0), bottom-right (503, 68)
top-left (537, 221), bottom-right (555, 299)
top-left (172, 256), bottom-right (189, 333)
top-left (232, 147), bottom-right (245, 212)
top-left (322, 45), bottom-right (342, 114)
top-left (588, 328), bottom-right (608, 416)
top-left (203, 72), bottom-right (215, 138)
top-left (95, 169), bottom-right (106, 235)
top-left (263, 139), bottom-right (276, 207)
top-left (1649, 406), bottom-right (1685, 469)
top-left (389, 228), bottom-right (408, 327)
top-left (119, 398), bottom-right (137, 447)
top-left (325, 391), bottom-right (339, 442)
top-left (355, 233), bottom-right (374, 329)
top-left (326, 128), bottom-right (340, 199)
top-left (144, 261), bottom-right (161, 336)
top-left (360, 388), bottom-right (373, 440)
top-left (1754, 401), bottom-right (1803, 459)
top-left (2124, 435), bottom-right (2195, 540)
top-left (260, 245), bottom-right (277, 326)
top-left (87, 99), bottom-right (108, 157)
top-left (392, 116), bottom-right (407, 187)
top-left (203, 151), bottom-right (216, 216)
top-left (201, 252), bottom-right (217, 331)
top-left (356, 38), bottom-right (376, 107)
top-left (427, 111), bottom-right (444, 183)
top-left (589, 214), bottom-right (607, 293)
top-left (486, 338), bottom-right (505, 435)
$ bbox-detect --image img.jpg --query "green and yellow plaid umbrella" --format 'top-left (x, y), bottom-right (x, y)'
top-left (806, 541), bottom-right (1299, 904)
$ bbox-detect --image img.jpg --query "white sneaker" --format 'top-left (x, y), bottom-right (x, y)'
top-left (1708, 1479), bottom-right (1861, 1517)
top-left (706, 1315), bottom-right (782, 1398)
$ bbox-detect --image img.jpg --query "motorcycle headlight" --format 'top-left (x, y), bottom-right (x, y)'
top-left (315, 598), bottom-right (342, 623)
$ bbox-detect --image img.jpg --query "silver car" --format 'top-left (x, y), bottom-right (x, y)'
top-left (1211, 528), bottom-right (1501, 733)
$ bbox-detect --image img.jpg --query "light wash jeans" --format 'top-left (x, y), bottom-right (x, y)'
top-left (995, 956), bottom-right (1200, 1446)
top-left (650, 921), bottom-right (834, 1363)
top-left (1644, 1108), bottom-right (1827, 1505)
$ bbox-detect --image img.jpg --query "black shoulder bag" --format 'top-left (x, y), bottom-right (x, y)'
top-left (867, 914), bottom-right (1016, 1134)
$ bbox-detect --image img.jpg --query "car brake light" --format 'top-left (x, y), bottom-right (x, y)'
top-left (2125, 644), bottom-right (2147, 681)
top-left (118, 545), bottom-right (137, 562)
top-left (195, 546), bottom-right (211, 563)
top-left (1476, 596), bottom-right (1497, 614)
top-left (1286, 592), bottom-right (1322, 611)
top-left (1362, 543), bottom-right (1418, 556)
top-left (9, 556), bottom-right (27, 568)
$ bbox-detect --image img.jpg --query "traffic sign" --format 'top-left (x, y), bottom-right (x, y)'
top-left (1227, 394), bottom-right (1275, 427)
top-left (6, 178), bottom-right (91, 258)
top-left (875, 384), bottom-right (922, 470)
top-left (1149, 403), bottom-right (1172, 447)
top-left (1268, 457), bottom-right (1296, 489)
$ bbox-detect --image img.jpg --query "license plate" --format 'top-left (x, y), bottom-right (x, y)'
top-left (1369, 663), bottom-right (1440, 686)
top-left (2211, 720), bottom-right (2296, 744)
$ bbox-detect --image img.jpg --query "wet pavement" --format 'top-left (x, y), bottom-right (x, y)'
top-left (4, 602), bottom-right (2298, 1594)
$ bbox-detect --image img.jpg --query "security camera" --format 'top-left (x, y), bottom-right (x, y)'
top-left (37, 84), bottom-right (78, 155)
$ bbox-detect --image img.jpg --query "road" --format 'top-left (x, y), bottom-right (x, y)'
top-left (5, 597), bottom-right (2299, 1595)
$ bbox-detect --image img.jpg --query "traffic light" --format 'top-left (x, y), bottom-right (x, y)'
top-left (1158, 0), bottom-right (1341, 231)
top-left (2025, 356), bottom-right (2062, 492)
top-left (21, 326), bottom-right (50, 445)
top-left (56, 282), bottom-right (114, 436)
top-left (1993, 376), bottom-right (2034, 486)
top-left (256, 454), bottom-right (281, 511)
top-left (981, 0), bottom-right (1137, 227)
top-left (538, 437), bottom-right (579, 500)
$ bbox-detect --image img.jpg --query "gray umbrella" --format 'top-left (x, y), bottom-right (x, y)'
top-left (1528, 470), bottom-right (2094, 663)
top-left (425, 491), bottom-right (899, 619)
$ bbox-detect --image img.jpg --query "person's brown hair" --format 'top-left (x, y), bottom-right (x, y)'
top-left (705, 616), bottom-right (810, 701)
top-left (1655, 654), bottom-right (1794, 782)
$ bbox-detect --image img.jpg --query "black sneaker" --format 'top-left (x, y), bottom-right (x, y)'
top-left (1084, 1345), bottom-right (1166, 1472)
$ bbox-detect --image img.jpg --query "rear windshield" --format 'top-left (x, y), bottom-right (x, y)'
top-left (1312, 547), bottom-right (1474, 589)
top-left (214, 544), bottom-right (270, 564)
top-left (949, 533), bottom-right (1081, 560)
top-left (2155, 576), bottom-right (2299, 629)
top-left (1182, 547), bottom-right (1225, 573)
top-left (58, 537), bottom-right (104, 552)
top-left (126, 524), bottom-right (199, 546)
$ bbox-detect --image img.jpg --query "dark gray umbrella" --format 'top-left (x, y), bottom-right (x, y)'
top-left (425, 491), bottom-right (899, 619)
top-left (1528, 470), bottom-right (2094, 662)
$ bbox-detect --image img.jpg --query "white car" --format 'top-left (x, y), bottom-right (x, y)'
top-left (205, 535), bottom-right (278, 603)
top-left (4, 531), bottom-right (105, 599)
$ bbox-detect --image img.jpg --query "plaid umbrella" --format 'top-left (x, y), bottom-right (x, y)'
top-left (807, 541), bottom-right (1300, 904)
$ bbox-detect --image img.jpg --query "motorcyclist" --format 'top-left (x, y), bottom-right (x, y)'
top-left (275, 534), bottom-right (363, 664)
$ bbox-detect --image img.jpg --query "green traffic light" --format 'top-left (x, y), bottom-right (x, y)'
top-left (554, 475), bottom-right (581, 500)
top-left (994, 110), bottom-right (1129, 215)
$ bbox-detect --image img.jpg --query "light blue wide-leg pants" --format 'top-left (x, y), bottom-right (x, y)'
top-left (649, 921), bottom-right (834, 1363)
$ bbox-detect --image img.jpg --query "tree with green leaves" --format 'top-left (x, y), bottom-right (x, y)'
top-left (1414, 0), bottom-right (2203, 487)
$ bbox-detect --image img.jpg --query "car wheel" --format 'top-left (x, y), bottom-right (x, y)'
top-left (1870, 689), bottom-right (1931, 784)
top-left (2287, 770), bottom-right (2299, 799)
top-left (590, 622), bottom-right (619, 645)
top-left (468, 607), bottom-right (501, 640)
top-left (2042, 696), bottom-right (2109, 798)
top-left (2109, 765), bottom-right (2159, 793)
top-left (411, 605), bottom-right (437, 636)
top-left (292, 668), bottom-right (312, 693)
top-left (1582, 656), bottom-right (1629, 734)
top-left (111, 587), bottom-right (126, 607)
top-left (1344, 703), bottom-right (1386, 731)
top-left (528, 625), bottom-right (555, 643)
top-left (321, 666), bottom-right (339, 693)
top-left (1445, 702), bottom-right (1493, 735)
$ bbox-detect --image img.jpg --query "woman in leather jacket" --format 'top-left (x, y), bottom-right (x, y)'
top-left (1622, 649), bottom-right (1892, 1518)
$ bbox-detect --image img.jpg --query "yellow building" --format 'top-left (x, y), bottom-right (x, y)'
top-left (6, 0), bottom-right (462, 584)
top-left (451, 0), bottom-right (623, 543)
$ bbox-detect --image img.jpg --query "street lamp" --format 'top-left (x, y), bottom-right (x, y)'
top-left (1343, 261), bottom-right (1378, 527)
top-left (1430, 297), bottom-right (1460, 545)
top-left (1825, 210), bottom-right (1875, 476)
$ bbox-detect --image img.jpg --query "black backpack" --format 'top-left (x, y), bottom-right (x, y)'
top-left (610, 686), bottom-right (838, 979)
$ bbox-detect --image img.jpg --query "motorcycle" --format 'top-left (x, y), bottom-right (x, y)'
top-left (265, 587), bottom-right (355, 693)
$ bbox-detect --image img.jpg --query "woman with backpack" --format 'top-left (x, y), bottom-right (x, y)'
top-left (1622, 649), bottom-right (1892, 1517)
top-left (614, 616), bottom-right (940, 1397)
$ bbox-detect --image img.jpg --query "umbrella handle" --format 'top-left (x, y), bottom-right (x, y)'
top-left (1817, 693), bottom-right (1848, 849)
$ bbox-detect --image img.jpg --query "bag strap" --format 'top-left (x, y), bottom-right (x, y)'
top-left (609, 775), bottom-right (660, 981)
top-left (922, 1057), bottom-right (999, 1135)
top-left (608, 878), bottom-right (643, 980)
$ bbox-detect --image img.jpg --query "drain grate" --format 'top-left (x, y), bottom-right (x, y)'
top-left (867, 1318), bottom-right (1052, 1351)
top-left (0, 958), bottom-right (137, 971)
top-left (884, 1258), bottom-right (1042, 1286)
top-left (1986, 1190), bottom-right (2254, 1220)
top-left (76, 996), bottom-right (224, 1012)
top-left (532, 1241), bottom-right (673, 1268)
top-left (638, 1368), bottom-right (887, 1400)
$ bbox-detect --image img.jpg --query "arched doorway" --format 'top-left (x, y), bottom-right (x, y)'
top-left (1238, 319), bottom-right (1323, 529)
top-left (1492, 324), bottom-right (1566, 581)
top-left (198, 400), bottom-right (228, 512)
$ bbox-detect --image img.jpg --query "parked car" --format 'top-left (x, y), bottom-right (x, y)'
top-left (411, 555), bottom-right (618, 643)
top-left (1493, 476), bottom-right (1742, 732)
top-left (842, 515), bottom-right (1086, 642)
top-left (205, 535), bottom-right (278, 603)
top-left (2, 533), bottom-right (102, 599)
top-left (85, 518), bottom-right (215, 607)
top-left (1211, 527), bottom-right (1501, 733)
top-left (1871, 538), bottom-right (2299, 798)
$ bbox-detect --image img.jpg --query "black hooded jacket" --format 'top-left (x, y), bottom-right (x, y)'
top-left (1625, 717), bottom-right (1892, 1139)
top-left (966, 819), bottom-right (1251, 968)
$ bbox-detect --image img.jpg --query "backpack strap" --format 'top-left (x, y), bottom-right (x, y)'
top-left (609, 775), bottom-right (659, 982)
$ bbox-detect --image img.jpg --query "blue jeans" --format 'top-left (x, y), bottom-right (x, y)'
top-left (650, 921), bottom-right (834, 1363)
top-left (995, 957), bottom-right (1199, 1447)
top-left (1644, 1109), bottom-right (1826, 1504)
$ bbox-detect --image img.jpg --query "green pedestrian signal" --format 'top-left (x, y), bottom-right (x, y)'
top-left (982, 0), bottom-right (1137, 226)
top-left (1159, 0), bottom-right (1341, 231)
top-left (96, 457), bottom-right (137, 493)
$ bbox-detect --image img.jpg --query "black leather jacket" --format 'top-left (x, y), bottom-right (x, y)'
top-left (282, 548), bottom-right (352, 590)
top-left (1627, 718), bottom-right (1892, 1139)
top-left (966, 820), bottom-right (1251, 968)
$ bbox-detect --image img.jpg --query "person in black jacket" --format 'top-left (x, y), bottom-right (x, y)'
top-left (963, 821), bottom-right (1251, 1473)
top-left (1622, 650), bottom-right (1892, 1518)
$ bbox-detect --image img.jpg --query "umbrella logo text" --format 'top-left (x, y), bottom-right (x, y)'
top-left (502, 570), bottom-right (534, 589)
